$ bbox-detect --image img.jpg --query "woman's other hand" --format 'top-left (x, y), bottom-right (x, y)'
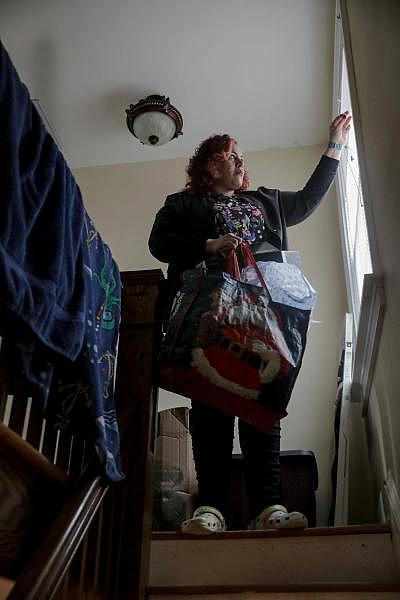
top-left (324, 111), bottom-right (352, 159)
top-left (205, 233), bottom-right (241, 254)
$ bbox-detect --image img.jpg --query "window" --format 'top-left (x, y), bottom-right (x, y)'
top-left (333, 6), bottom-right (373, 326)
top-left (333, 2), bottom-right (385, 415)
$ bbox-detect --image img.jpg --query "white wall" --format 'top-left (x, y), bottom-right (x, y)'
top-left (74, 143), bottom-right (347, 525)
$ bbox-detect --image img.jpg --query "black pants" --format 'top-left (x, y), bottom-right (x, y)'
top-left (190, 400), bottom-right (281, 521)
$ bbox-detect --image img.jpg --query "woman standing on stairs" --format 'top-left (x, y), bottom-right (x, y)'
top-left (149, 112), bottom-right (351, 534)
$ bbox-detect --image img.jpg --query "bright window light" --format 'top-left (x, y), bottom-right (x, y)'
top-left (335, 25), bottom-right (373, 325)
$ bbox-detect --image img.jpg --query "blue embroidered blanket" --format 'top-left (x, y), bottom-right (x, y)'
top-left (0, 40), bottom-right (123, 480)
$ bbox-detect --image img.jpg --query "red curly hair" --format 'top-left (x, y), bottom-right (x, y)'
top-left (185, 134), bottom-right (250, 194)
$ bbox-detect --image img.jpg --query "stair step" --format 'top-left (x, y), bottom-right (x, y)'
top-left (151, 523), bottom-right (392, 541)
top-left (147, 582), bottom-right (400, 599)
top-left (150, 524), bottom-right (399, 588)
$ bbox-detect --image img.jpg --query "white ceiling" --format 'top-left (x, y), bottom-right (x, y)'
top-left (1, 0), bottom-right (335, 169)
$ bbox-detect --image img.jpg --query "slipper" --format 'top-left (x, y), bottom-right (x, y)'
top-left (181, 506), bottom-right (226, 535)
top-left (248, 504), bottom-right (308, 530)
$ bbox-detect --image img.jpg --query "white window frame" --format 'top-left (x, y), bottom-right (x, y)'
top-left (333, 2), bottom-right (371, 323)
top-left (333, 0), bottom-right (385, 415)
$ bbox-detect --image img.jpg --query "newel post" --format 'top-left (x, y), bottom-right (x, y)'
top-left (110, 269), bottom-right (165, 600)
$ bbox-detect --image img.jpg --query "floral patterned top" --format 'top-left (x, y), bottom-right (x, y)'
top-left (213, 195), bottom-right (267, 245)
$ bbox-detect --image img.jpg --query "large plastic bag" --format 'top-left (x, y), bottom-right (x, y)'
top-left (158, 244), bottom-right (313, 433)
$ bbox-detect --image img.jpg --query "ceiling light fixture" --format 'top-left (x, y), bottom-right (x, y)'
top-left (125, 94), bottom-right (183, 146)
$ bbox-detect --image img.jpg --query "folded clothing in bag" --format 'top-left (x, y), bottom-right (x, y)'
top-left (241, 261), bottom-right (318, 310)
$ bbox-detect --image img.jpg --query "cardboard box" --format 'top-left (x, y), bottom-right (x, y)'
top-left (153, 407), bottom-right (197, 530)
top-left (154, 407), bottom-right (197, 495)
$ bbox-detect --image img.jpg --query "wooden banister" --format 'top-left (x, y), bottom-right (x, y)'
top-left (7, 468), bottom-right (108, 600)
top-left (0, 423), bottom-right (69, 486)
top-left (0, 577), bottom-right (14, 600)
top-left (1, 268), bottom-right (165, 600)
top-left (0, 425), bottom-right (70, 579)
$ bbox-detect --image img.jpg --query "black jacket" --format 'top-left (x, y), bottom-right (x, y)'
top-left (149, 154), bottom-right (338, 305)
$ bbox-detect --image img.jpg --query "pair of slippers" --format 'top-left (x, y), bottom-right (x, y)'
top-left (181, 504), bottom-right (308, 535)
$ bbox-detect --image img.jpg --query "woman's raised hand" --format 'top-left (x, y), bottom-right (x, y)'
top-left (324, 111), bottom-right (352, 159)
top-left (330, 111), bottom-right (352, 146)
top-left (205, 233), bottom-right (241, 254)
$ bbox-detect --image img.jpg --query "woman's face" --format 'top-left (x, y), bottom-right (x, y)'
top-left (211, 143), bottom-right (245, 195)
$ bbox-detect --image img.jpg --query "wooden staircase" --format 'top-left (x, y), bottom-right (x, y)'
top-left (148, 524), bottom-right (400, 599)
top-left (148, 588), bottom-right (400, 599)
